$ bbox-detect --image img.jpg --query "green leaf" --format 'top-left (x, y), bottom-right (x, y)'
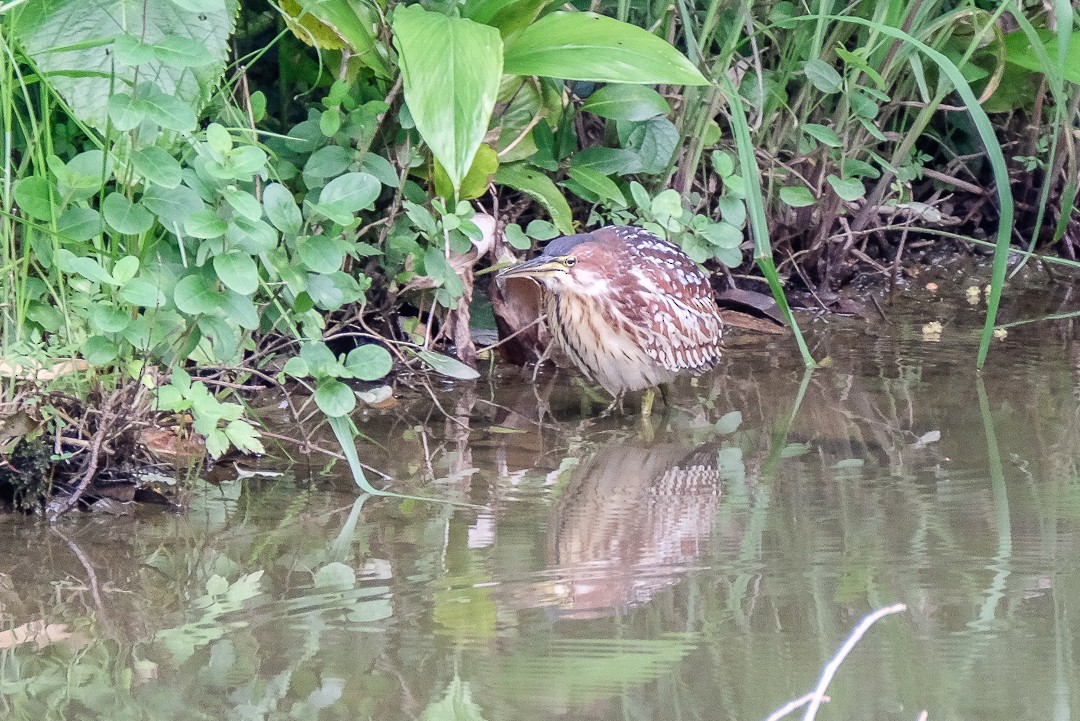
top-left (318, 172), bottom-right (381, 215)
top-left (307, 271), bottom-right (362, 310)
top-left (142, 183), bottom-right (205, 226)
top-left (716, 196), bottom-right (745, 227)
top-left (504, 223), bottom-right (531, 249)
top-left (152, 35), bottom-right (215, 68)
top-left (9, 0), bottom-right (237, 132)
top-left (779, 185), bottom-right (816, 208)
top-left (567, 167), bottom-right (626, 207)
top-left (112, 255), bottom-right (140, 285)
top-left (314, 379), bottom-right (356, 417)
top-left (826, 175), bottom-right (865, 201)
top-left (504, 12), bottom-right (707, 85)
top-left (174, 274), bottom-right (224, 315)
top-left (801, 123), bottom-right (842, 147)
top-left (102, 193), bottom-right (155, 235)
top-left (581, 84), bottom-right (670, 120)
top-left (83, 336), bottom-right (119, 366)
top-left (345, 345), bottom-right (393, 381)
top-left (263, 183), bottom-right (303, 234)
top-left (221, 187), bottom-right (264, 222)
top-left (119, 277), bottom-right (168, 307)
top-left (223, 419), bottom-right (265, 455)
top-left (414, 349), bottom-right (481, 380)
top-left (88, 303), bottom-right (132, 333)
top-left (622, 116), bottom-right (678, 174)
top-left (297, 235), bottom-right (345, 274)
top-left (58, 207), bottom-right (103, 241)
top-left (55, 249), bottom-right (108, 284)
top-left (107, 92), bottom-right (145, 131)
top-left (184, 209), bottom-right (228, 239)
top-left (13, 176), bottom-right (54, 221)
top-left (212, 251), bottom-right (259, 295)
top-left (494, 163), bottom-right (573, 234)
top-left (570, 147), bottom-right (643, 175)
top-left (134, 82), bottom-right (198, 132)
top-left (393, 5), bottom-right (503, 195)
top-left (803, 58), bottom-right (842, 93)
top-left (133, 146), bottom-right (183, 188)
top-left (525, 219), bottom-right (558, 239)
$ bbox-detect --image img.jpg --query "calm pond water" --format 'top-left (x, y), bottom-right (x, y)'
top-left (4, 263), bottom-right (1080, 720)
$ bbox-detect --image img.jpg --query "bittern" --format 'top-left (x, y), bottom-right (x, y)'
top-left (498, 226), bottom-right (724, 414)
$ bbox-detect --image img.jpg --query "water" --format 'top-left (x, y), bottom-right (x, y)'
top-left (4, 266), bottom-right (1080, 720)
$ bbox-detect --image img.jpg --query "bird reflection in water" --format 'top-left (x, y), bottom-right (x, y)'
top-left (508, 441), bottom-right (732, 619)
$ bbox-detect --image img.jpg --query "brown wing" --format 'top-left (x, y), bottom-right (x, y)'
top-left (605, 227), bottom-right (724, 372)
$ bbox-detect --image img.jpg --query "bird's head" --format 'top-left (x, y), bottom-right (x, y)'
top-left (497, 231), bottom-right (618, 295)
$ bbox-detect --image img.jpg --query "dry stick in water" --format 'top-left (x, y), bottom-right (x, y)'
top-left (764, 602), bottom-right (908, 721)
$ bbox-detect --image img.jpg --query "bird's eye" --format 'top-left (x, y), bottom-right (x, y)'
top-left (564, 257), bottom-right (576, 267)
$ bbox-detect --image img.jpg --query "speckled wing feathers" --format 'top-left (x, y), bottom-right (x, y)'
top-left (604, 227), bottom-right (724, 373)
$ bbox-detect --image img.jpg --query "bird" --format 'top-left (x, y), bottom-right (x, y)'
top-left (497, 225), bottom-right (724, 415)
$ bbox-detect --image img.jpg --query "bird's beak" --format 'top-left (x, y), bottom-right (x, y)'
top-left (497, 255), bottom-right (564, 281)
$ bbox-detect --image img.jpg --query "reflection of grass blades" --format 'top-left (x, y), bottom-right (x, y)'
top-left (326, 415), bottom-right (481, 507)
top-left (787, 14), bottom-right (1015, 369)
top-left (719, 74), bottom-right (817, 368)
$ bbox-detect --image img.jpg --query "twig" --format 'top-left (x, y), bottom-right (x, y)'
top-left (800, 603), bottom-right (907, 721)
top-left (764, 692), bottom-right (829, 721)
top-left (47, 407), bottom-right (113, 521)
top-left (763, 603), bottom-right (907, 721)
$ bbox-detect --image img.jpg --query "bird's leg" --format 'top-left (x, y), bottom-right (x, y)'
top-left (658, 383), bottom-right (671, 409)
top-left (600, 392), bottom-right (624, 418)
top-left (640, 387), bottom-right (656, 418)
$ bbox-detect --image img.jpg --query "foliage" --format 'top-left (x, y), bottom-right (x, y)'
top-left (1, 0), bottom-right (1077, 490)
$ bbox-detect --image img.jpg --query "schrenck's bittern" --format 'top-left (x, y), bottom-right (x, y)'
top-left (498, 226), bottom-right (724, 412)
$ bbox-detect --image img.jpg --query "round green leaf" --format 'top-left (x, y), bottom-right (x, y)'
top-left (314, 379), bottom-right (356, 417)
top-left (212, 251), bottom-right (259, 295)
top-left (133, 146), bottom-right (183, 188)
top-left (103, 192), bottom-right (154, 235)
top-left (88, 303), bottom-right (132, 333)
top-left (57, 207), bottom-right (103, 241)
top-left (221, 187), bottom-right (263, 222)
top-left (107, 92), bottom-right (145, 131)
top-left (827, 175), bottom-right (866, 201)
top-left (119, 277), bottom-right (168, 308)
top-left (263, 183), bottom-right (303, 234)
top-left (83, 335), bottom-right (119, 366)
top-left (184, 208), bottom-right (228, 239)
top-left (319, 172), bottom-right (381, 213)
top-left (174, 274), bottom-right (223, 315)
top-left (345, 344), bottom-right (393, 381)
top-left (13, 176), bottom-right (54, 221)
top-left (111, 255), bottom-right (140, 285)
top-left (297, 235), bottom-right (345, 274)
top-left (779, 185), bottom-right (816, 208)
top-left (143, 183), bottom-right (206, 226)
top-left (306, 271), bottom-right (362, 310)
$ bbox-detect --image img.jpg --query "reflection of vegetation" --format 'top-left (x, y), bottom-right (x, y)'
top-left (6, 298), bottom-right (1080, 718)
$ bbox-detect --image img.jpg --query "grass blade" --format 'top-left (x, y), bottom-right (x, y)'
top-left (719, 73), bottom-right (816, 368)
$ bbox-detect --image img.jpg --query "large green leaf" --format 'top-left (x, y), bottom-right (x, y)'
top-left (281, 0), bottom-right (388, 77)
top-left (494, 163), bottom-right (573, 234)
top-left (503, 12), bottom-right (707, 85)
top-left (10, 0), bottom-right (238, 133)
top-left (392, 5), bottom-right (503, 197)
